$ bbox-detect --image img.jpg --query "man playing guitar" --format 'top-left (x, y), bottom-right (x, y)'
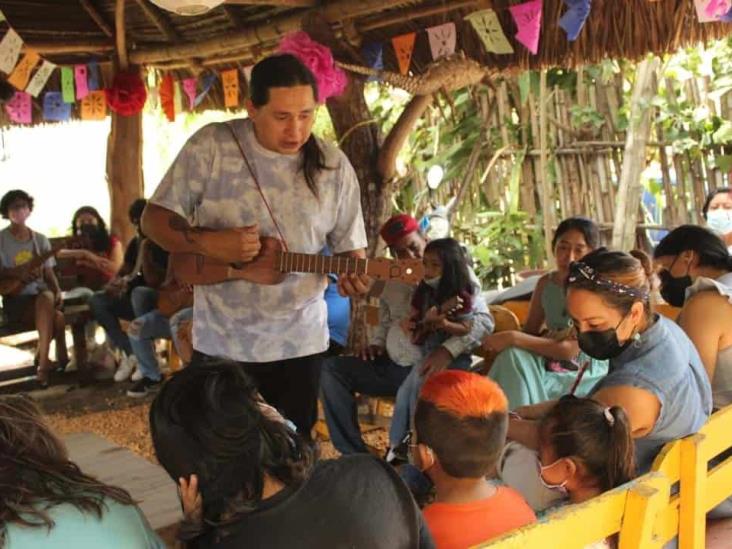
top-left (142, 54), bottom-right (370, 437)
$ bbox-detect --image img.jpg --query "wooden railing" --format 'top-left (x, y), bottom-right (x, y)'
top-left (478, 404), bottom-right (732, 549)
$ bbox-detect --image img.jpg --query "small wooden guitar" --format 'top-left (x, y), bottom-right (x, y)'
top-left (157, 282), bottom-right (194, 318)
top-left (411, 295), bottom-right (465, 345)
top-left (169, 236), bottom-right (424, 286)
top-left (0, 236), bottom-right (85, 296)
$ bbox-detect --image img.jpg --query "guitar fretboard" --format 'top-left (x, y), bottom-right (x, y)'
top-left (276, 252), bottom-right (368, 275)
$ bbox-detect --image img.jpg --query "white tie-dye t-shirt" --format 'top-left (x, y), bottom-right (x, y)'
top-left (150, 118), bottom-right (367, 362)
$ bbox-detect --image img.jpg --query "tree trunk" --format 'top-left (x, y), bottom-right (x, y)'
top-left (612, 57), bottom-right (660, 251)
top-left (106, 107), bottom-right (143, 246)
top-left (326, 79), bottom-right (385, 255)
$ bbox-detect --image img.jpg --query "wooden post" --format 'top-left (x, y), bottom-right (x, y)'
top-left (538, 70), bottom-right (556, 267)
top-left (611, 57), bottom-right (660, 251)
top-left (106, 0), bottom-right (143, 246)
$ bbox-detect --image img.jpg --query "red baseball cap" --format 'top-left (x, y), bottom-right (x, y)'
top-left (380, 214), bottom-right (419, 246)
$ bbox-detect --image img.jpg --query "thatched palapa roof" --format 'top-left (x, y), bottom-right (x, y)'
top-left (0, 0), bottom-right (730, 123)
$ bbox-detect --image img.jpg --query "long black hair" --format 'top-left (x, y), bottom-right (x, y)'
top-left (150, 361), bottom-right (315, 540)
top-left (654, 225), bottom-right (732, 272)
top-left (70, 205), bottom-right (111, 253)
top-left (249, 54), bottom-right (331, 197)
top-left (540, 396), bottom-right (635, 492)
top-left (552, 216), bottom-right (600, 250)
top-left (424, 238), bottom-right (473, 304)
top-left (0, 396), bottom-right (135, 543)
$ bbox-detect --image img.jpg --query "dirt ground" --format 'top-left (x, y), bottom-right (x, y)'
top-left (20, 376), bottom-right (390, 464)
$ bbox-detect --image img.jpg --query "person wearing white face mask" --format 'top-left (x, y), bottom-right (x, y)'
top-left (0, 190), bottom-right (67, 387)
top-left (702, 188), bottom-right (732, 253)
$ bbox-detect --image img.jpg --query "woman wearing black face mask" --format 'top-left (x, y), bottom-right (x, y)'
top-left (654, 225), bottom-right (732, 412)
top-left (506, 249), bottom-right (711, 477)
top-left (58, 206), bottom-right (124, 290)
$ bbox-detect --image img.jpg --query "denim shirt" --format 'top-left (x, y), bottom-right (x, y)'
top-left (590, 315), bottom-right (712, 473)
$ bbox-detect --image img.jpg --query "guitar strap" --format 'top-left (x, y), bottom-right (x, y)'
top-left (226, 122), bottom-right (289, 252)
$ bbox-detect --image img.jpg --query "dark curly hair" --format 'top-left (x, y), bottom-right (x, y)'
top-left (0, 395), bottom-right (135, 544)
top-left (0, 190), bottom-right (34, 219)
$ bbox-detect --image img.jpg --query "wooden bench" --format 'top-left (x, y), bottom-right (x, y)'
top-left (478, 472), bottom-right (670, 548)
top-left (480, 403), bottom-right (732, 548)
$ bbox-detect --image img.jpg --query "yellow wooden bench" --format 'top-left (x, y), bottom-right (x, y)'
top-left (650, 403), bottom-right (732, 548)
top-left (476, 472), bottom-right (670, 549)
top-left (480, 403), bottom-right (732, 549)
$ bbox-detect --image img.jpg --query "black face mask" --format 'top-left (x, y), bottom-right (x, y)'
top-left (576, 317), bottom-right (632, 360)
top-left (659, 270), bottom-right (692, 308)
top-left (79, 223), bottom-right (108, 252)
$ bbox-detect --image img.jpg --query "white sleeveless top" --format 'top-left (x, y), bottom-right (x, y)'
top-left (686, 272), bottom-right (732, 409)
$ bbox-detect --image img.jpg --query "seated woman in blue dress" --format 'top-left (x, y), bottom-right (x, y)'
top-left (481, 217), bottom-right (608, 410)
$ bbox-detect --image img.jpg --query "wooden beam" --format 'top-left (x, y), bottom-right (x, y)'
top-left (129, 0), bottom-right (425, 64)
top-left (115, 0), bottom-right (128, 70)
top-left (225, 0), bottom-right (317, 5)
top-left (79, 0), bottom-right (115, 38)
top-left (23, 40), bottom-right (115, 54)
top-left (358, 0), bottom-right (479, 32)
top-left (133, 0), bottom-right (181, 41)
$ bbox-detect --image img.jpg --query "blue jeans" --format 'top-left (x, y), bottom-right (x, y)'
top-left (128, 307), bottom-right (171, 382)
top-left (320, 353), bottom-right (411, 455)
top-left (169, 307), bottom-right (193, 360)
top-left (88, 286), bottom-right (158, 356)
top-left (389, 347), bottom-right (472, 447)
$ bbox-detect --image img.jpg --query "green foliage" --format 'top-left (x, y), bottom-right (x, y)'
top-left (453, 211), bottom-right (543, 288)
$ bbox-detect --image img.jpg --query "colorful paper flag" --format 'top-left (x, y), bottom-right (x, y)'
top-left (559, 0), bottom-right (592, 41)
top-left (721, 5), bottom-right (732, 21)
top-left (173, 80), bottom-right (183, 115)
top-left (465, 9), bottom-right (514, 55)
top-left (42, 91), bottom-right (72, 121)
top-left (5, 90), bottom-right (31, 124)
top-left (361, 42), bottom-right (383, 82)
top-left (194, 72), bottom-right (216, 107)
top-left (182, 78), bottom-right (197, 110)
top-left (160, 74), bottom-right (175, 122)
top-left (80, 90), bottom-right (106, 120)
top-left (694, 0), bottom-right (731, 22)
top-left (60, 66), bottom-right (75, 103)
top-left (0, 28), bottom-right (23, 74)
top-left (426, 23), bottom-right (456, 61)
top-left (74, 65), bottom-right (89, 99)
top-left (221, 68), bottom-right (239, 108)
top-left (510, 0), bottom-right (543, 55)
top-left (242, 65), bottom-right (253, 83)
top-left (7, 51), bottom-right (40, 90)
top-left (25, 59), bottom-right (55, 97)
top-left (87, 60), bottom-right (100, 91)
top-left (392, 33), bottom-right (416, 76)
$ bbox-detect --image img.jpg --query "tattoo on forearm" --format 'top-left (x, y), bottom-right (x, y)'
top-left (168, 215), bottom-right (208, 244)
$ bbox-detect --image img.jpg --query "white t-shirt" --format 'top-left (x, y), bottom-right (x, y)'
top-left (150, 119), bottom-right (367, 362)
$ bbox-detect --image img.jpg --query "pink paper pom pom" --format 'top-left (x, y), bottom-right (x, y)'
top-left (278, 31), bottom-right (347, 102)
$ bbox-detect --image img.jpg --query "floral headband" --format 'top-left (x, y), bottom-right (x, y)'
top-left (567, 261), bottom-right (650, 301)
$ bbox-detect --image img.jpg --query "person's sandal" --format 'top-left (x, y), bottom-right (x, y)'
top-left (36, 367), bottom-right (50, 389)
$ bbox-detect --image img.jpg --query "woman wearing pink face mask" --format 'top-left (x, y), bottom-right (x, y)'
top-left (0, 190), bottom-right (68, 386)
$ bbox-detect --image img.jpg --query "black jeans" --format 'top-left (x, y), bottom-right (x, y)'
top-left (191, 351), bottom-right (324, 438)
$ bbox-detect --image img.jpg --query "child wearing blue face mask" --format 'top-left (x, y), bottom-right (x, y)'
top-left (386, 238), bottom-right (477, 462)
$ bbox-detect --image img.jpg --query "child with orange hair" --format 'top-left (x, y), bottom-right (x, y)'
top-left (412, 370), bottom-right (536, 549)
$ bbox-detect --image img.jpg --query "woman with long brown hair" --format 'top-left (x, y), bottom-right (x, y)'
top-left (0, 395), bottom-right (162, 547)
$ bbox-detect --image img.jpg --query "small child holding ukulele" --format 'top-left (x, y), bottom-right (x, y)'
top-left (387, 238), bottom-right (477, 462)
